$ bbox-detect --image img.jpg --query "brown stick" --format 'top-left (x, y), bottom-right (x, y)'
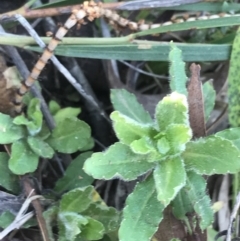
top-left (22, 176), bottom-right (50, 241)
top-left (187, 63), bottom-right (206, 138)
top-left (0, 2), bottom-right (121, 21)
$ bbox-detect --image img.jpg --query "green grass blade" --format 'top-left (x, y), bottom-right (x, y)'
top-left (26, 42), bottom-right (231, 62)
top-left (228, 27), bottom-right (240, 127)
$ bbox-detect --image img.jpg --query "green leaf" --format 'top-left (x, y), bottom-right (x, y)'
top-left (110, 89), bottom-right (152, 124)
top-left (185, 171), bottom-right (213, 230)
top-left (157, 137), bottom-right (170, 155)
top-left (0, 113), bottom-right (25, 144)
top-left (55, 152), bottom-right (94, 193)
top-left (54, 107), bottom-right (81, 124)
top-left (49, 100), bottom-right (61, 115)
top-left (228, 27), bottom-right (240, 127)
top-left (182, 136), bottom-right (240, 175)
top-left (202, 81), bottom-right (216, 121)
top-left (78, 137), bottom-right (94, 152)
top-left (58, 212), bottom-right (88, 241)
top-left (169, 42), bottom-right (188, 95)
top-left (110, 111), bottom-right (155, 145)
top-left (27, 136), bottom-right (54, 158)
top-left (130, 136), bottom-right (156, 155)
top-left (119, 175), bottom-right (164, 241)
top-left (155, 92), bottom-right (189, 132)
top-left (36, 123), bottom-right (51, 140)
top-left (0, 152), bottom-right (19, 193)
top-left (80, 217), bottom-right (105, 240)
top-left (215, 127), bottom-right (240, 150)
top-left (47, 118), bottom-right (91, 153)
top-left (165, 124), bottom-right (192, 155)
top-left (59, 186), bottom-right (93, 213)
top-left (153, 157), bottom-right (186, 206)
top-left (43, 206), bottom-right (58, 241)
top-left (9, 140), bottom-right (39, 175)
top-left (82, 203), bottom-right (119, 233)
top-left (83, 142), bottom-right (155, 181)
top-left (171, 189), bottom-right (193, 221)
top-left (26, 98), bottom-right (43, 135)
top-left (0, 211), bottom-right (14, 228)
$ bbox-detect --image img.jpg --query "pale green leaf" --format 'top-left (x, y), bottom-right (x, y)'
top-left (83, 142), bottom-right (155, 181)
top-left (111, 111), bottom-right (156, 145)
top-left (110, 89), bottom-right (152, 124)
top-left (26, 98), bottom-right (43, 135)
top-left (55, 152), bottom-right (94, 193)
top-left (9, 140), bottom-right (39, 175)
top-left (165, 124), bottom-right (192, 155)
top-left (130, 136), bottom-right (156, 155)
top-left (54, 107), bottom-right (81, 124)
top-left (153, 157), bottom-right (186, 206)
top-left (58, 212), bottom-right (88, 241)
top-left (49, 100), bottom-right (61, 115)
top-left (27, 136), bottom-right (54, 158)
top-left (119, 175), bottom-right (164, 241)
top-left (182, 136), bottom-right (240, 175)
top-left (82, 203), bottom-right (119, 233)
top-left (47, 118), bottom-right (91, 153)
top-left (203, 81), bottom-right (216, 121)
top-left (0, 152), bottom-right (19, 193)
top-left (60, 186), bottom-right (94, 213)
top-left (155, 92), bottom-right (189, 131)
top-left (80, 217), bottom-right (105, 240)
top-left (215, 127), bottom-right (240, 150)
top-left (0, 113), bottom-right (25, 144)
top-left (185, 171), bottom-right (213, 230)
top-left (169, 43), bottom-right (188, 95)
top-left (157, 137), bottom-right (170, 155)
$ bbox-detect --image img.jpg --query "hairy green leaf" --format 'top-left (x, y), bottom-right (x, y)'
top-left (171, 188), bottom-right (193, 221)
top-left (47, 118), bottom-right (91, 153)
top-left (202, 81), bottom-right (216, 121)
top-left (0, 152), bottom-right (19, 193)
top-left (110, 89), bottom-right (152, 124)
top-left (58, 212), bottom-right (88, 241)
top-left (185, 172), bottom-right (213, 230)
top-left (182, 136), bottom-right (240, 174)
top-left (111, 111), bottom-right (155, 145)
top-left (80, 217), bottom-right (105, 240)
top-left (27, 136), bottom-right (54, 158)
top-left (228, 27), bottom-right (240, 127)
top-left (55, 152), bottom-right (94, 193)
top-left (43, 206), bottom-right (58, 241)
top-left (83, 142), bottom-right (155, 181)
top-left (215, 127), bottom-right (240, 150)
top-left (59, 186), bottom-right (93, 213)
top-left (153, 157), bottom-right (186, 206)
top-left (9, 140), bottom-right (39, 175)
top-left (119, 175), bottom-right (164, 241)
top-left (169, 43), bottom-right (188, 95)
top-left (155, 92), bottom-right (189, 131)
top-left (165, 124), bottom-right (192, 155)
top-left (0, 113), bottom-right (24, 144)
top-left (82, 203), bottom-right (119, 233)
